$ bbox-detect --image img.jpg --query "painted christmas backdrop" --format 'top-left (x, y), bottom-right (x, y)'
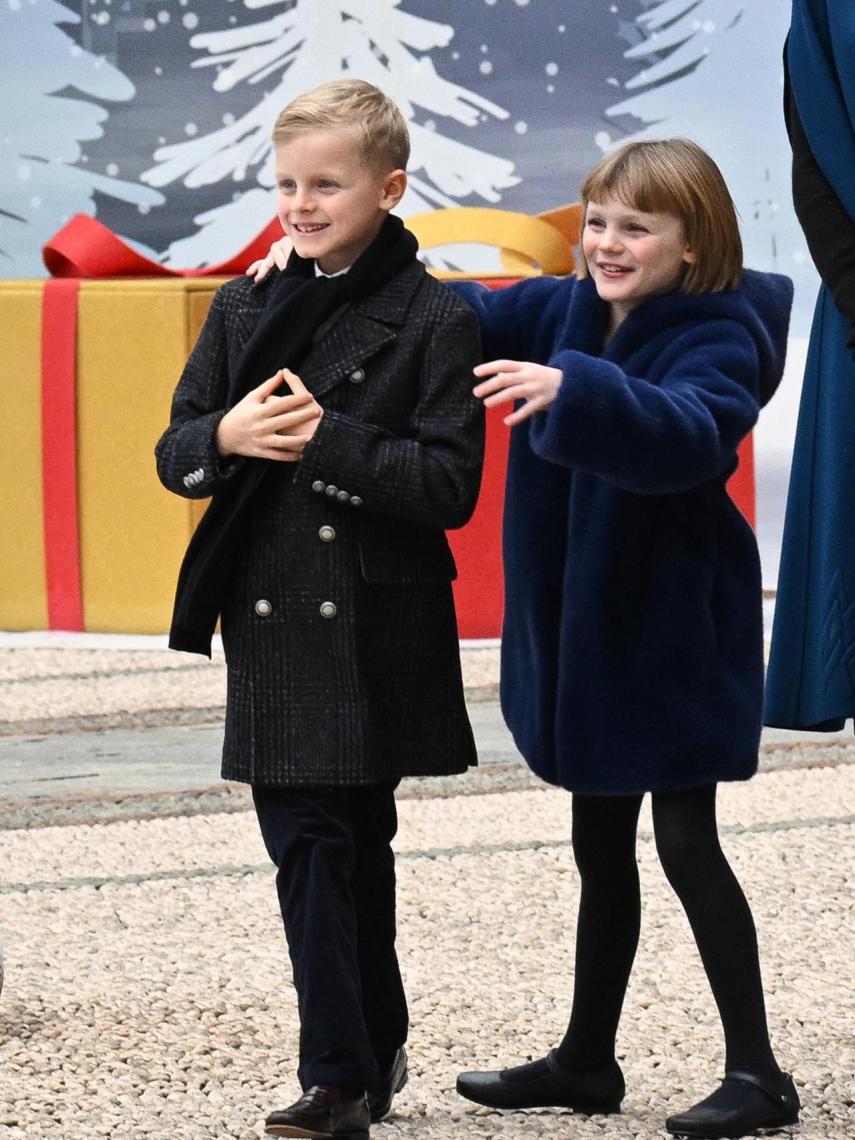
top-left (1, 0), bottom-right (814, 326)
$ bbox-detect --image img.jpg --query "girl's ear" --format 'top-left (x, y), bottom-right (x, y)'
top-left (683, 247), bottom-right (696, 264)
top-left (380, 169), bottom-right (407, 212)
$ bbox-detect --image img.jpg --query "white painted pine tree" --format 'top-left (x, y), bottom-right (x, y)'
top-left (142, 0), bottom-right (519, 268)
top-left (601, 0), bottom-right (811, 294)
top-left (0, 0), bottom-right (162, 276)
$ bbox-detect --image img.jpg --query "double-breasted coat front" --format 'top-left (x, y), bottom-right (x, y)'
top-left (156, 262), bottom-right (484, 787)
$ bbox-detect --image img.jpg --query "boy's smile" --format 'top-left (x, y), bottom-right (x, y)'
top-left (583, 196), bottom-right (694, 331)
top-left (274, 126), bottom-right (406, 274)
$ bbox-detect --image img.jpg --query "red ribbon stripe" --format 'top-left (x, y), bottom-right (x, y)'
top-left (41, 279), bottom-right (84, 631)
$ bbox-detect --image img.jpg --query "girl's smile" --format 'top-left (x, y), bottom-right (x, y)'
top-left (583, 196), bottom-right (695, 332)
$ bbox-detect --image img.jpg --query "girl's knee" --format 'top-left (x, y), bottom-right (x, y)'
top-left (652, 786), bottom-right (720, 888)
top-left (571, 793), bottom-right (641, 881)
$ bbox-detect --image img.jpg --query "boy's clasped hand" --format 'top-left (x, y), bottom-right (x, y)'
top-left (215, 367), bottom-right (323, 461)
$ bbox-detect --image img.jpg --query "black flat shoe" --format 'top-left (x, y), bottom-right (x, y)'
top-left (666, 1070), bottom-right (800, 1139)
top-left (456, 1050), bottom-right (624, 1112)
top-left (264, 1084), bottom-right (370, 1138)
top-left (367, 1047), bottom-right (408, 1122)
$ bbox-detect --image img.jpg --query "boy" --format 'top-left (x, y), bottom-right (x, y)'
top-left (155, 79), bottom-right (484, 1139)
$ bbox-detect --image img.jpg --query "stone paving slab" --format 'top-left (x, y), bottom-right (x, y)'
top-left (0, 643), bottom-right (499, 736)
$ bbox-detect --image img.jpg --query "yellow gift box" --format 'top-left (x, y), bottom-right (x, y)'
top-left (1, 278), bottom-right (226, 632)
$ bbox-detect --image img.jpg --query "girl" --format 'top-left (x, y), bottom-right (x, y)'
top-left (452, 139), bottom-right (799, 1140)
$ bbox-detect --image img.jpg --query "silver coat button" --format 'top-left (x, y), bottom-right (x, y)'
top-left (254, 599), bottom-right (272, 617)
top-left (319, 525), bottom-right (336, 542)
top-left (337, 490), bottom-right (350, 503)
top-left (325, 484), bottom-right (339, 497)
top-left (312, 480), bottom-right (325, 493)
top-left (349, 368), bottom-right (365, 383)
top-left (319, 601), bottom-right (337, 619)
top-left (350, 496), bottom-right (363, 508)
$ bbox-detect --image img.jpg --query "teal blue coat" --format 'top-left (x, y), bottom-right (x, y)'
top-left (765, 0), bottom-right (855, 730)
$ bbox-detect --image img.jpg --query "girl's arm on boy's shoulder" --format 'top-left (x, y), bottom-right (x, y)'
top-left (448, 274), bottom-right (571, 363)
top-left (292, 294), bottom-right (484, 530)
top-left (155, 288), bottom-right (246, 499)
top-left (529, 321), bottom-right (760, 495)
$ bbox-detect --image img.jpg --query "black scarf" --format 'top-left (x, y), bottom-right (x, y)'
top-left (169, 214), bottom-right (419, 655)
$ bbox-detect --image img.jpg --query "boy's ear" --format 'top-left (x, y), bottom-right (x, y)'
top-left (379, 169), bottom-right (407, 212)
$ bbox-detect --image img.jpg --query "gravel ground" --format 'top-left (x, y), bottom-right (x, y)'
top-left (1, 640), bottom-right (853, 1139)
top-left (1, 768), bottom-right (853, 1140)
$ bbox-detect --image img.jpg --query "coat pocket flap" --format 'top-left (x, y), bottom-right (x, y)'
top-left (359, 537), bottom-right (458, 583)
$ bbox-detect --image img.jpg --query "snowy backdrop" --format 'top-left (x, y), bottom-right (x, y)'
top-left (1, 0), bottom-right (812, 314)
top-left (0, 0), bottom-right (818, 587)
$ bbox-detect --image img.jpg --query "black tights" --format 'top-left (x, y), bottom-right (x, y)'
top-left (554, 786), bottom-right (779, 1079)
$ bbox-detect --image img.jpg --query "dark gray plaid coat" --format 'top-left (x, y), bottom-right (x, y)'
top-left (156, 262), bottom-right (484, 786)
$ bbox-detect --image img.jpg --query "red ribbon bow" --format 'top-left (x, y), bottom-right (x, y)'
top-left (42, 213), bottom-right (284, 278)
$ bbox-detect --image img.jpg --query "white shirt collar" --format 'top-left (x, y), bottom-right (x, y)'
top-left (314, 263), bottom-right (350, 278)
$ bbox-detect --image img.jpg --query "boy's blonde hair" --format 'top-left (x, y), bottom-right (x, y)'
top-left (578, 138), bottom-right (742, 293)
top-left (272, 79), bottom-right (410, 172)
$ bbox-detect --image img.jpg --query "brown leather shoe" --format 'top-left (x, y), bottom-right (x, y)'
top-left (264, 1084), bottom-right (370, 1138)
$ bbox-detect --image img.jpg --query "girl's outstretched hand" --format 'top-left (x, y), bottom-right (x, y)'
top-left (246, 237), bottom-right (292, 284)
top-left (473, 359), bottom-right (563, 426)
top-left (216, 369), bottom-right (322, 461)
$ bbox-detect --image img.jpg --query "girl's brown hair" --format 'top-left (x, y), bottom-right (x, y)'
top-left (578, 138), bottom-right (742, 293)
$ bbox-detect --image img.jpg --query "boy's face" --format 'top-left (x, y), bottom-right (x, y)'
top-left (274, 127), bottom-right (406, 274)
top-left (582, 195), bottom-right (694, 326)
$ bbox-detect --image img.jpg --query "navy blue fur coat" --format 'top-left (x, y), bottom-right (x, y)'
top-left (454, 271), bottom-right (792, 794)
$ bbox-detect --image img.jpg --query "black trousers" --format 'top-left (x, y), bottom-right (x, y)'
top-left (252, 780), bottom-right (408, 1092)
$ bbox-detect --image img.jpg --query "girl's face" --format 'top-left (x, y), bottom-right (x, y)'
top-left (582, 196), bottom-right (695, 331)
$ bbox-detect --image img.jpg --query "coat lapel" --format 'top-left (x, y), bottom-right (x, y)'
top-left (301, 313), bottom-right (398, 398)
top-left (301, 261), bottom-right (426, 399)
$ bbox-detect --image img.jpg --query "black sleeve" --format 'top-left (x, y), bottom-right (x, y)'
top-left (787, 82), bottom-right (855, 350)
